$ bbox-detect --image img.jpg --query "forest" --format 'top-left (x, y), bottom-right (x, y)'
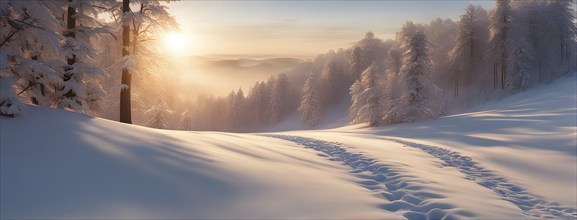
top-left (1, 0), bottom-right (576, 132)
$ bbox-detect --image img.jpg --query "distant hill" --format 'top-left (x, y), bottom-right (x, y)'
top-left (177, 56), bottom-right (310, 97)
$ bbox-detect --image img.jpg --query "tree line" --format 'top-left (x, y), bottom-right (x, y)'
top-left (180, 0), bottom-right (576, 131)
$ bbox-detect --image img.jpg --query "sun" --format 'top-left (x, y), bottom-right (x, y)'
top-left (163, 32), bottom-right (189, 56)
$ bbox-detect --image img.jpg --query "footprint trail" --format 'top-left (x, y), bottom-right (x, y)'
top-left (378, 136), bottom-right (577, 219)
top-left (264, 134), bottom-right (468, 220)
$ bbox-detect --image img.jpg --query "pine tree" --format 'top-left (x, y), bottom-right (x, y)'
top-left (180, 107), bottom-right (192, 130)
top-left (513, 0), bottom-right (548, 83)
top-left (229, 88), bottom-right (245, 131)
top-left (349, 64), bottom-right (384, 127)
top-left (248, 81), bottom-right (271, 127)
top-left (0, 77), bottom-right (25, 117)
top-left (298, 73), bottom-right (322, 126)
top-left (1, 0), bottom-right (61, 107)
top-left (546, 0), bottom-right (576, 77)
top-left (57, 0), bottom-right (112, 112)
top-left (449, 4), bottom-right (489, 97)
top-left (348, 79), bottom-right (362, 123)
top-left (351, 32), bottom-right (387, 79)
top-left (385, 22), bottom-right (442, 123)
top-left (506, 45), bottom-right (531, 92)
top-left (488, 0), bottom-right (513, 91)
top-left (270, 73), bottom-right (289, 123)
top-left (146, 97), bottom-right (172, 129)
top-left (320, 52), bottom-right (349, 106)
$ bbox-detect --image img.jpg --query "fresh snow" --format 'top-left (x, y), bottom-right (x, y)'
top-left (1, 73), bottom-right (576, 219)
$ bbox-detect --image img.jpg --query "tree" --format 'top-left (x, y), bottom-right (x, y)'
top-left (320, 50), bottom-right (349, 106)
top-left (425, 18), bottom-right (458, 93)
top-left (120, 0), bottom-right (131, 123)
top-left (57, 0), bottom-right (112, 112)
top-left (146, 97), bottom-right (172, 129)
top-left (0, 77), bottom-right (25, 117)
top-left (1, 0), bottom-right (112, 116)
top-left (541, 0), bottom-right (577, 79)
top-left (1, 0), bottom-right (62, 108)
top-left (385, 22), bottom-right (442, 123)
top-left (298, 73), bottom-right (322, 126)
top-left (487, 0), bottom-right (513, 91)
top-left (270, 73), bottom-right (289, 123)
top-left (349, 64), bottom-right (384, 127)
top-left (179, 107), bottom-right (192, 130)
top-left (449, 4), bottom-right (489, 97)
top-left (351, 32), bottom-right (388, 79)
top-left (228, 88), bottom-right (246, 131)
top-left (513, 0), bottom-right (549, 83)
top-left (121, 0), bottom-right (178, 124)
top-left (506, 45), bottom-right (531, 92)
top-left (248, 81), bottom-right (271, 127)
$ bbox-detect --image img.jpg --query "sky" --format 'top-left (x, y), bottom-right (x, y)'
top-left (167, 1), bottom-right (495, 58)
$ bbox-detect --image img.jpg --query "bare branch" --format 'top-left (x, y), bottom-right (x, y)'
top-left (0, 31), bottom-right (19, 48)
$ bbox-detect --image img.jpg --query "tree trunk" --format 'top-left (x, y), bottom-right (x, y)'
top-left (501, 63), bottom-right (506, 90)
top-left (65, 1), bottom-right (76, 66)
top-left (120, 0), bottom-right (132, 123)
top-left (63, 0), bottom-right (77, 99)
top-left (455, 69), bottom-right (459, 97)
top-left (493, 63), bottom-right (497, 89)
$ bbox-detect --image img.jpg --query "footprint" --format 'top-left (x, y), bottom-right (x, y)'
top-left (377, 136), bottom-right (577, 219)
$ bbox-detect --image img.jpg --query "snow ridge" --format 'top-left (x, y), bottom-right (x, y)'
top-left (265, 134), bottom-right (473, 220)
top-left (377, 136), bottom-right (577, 219)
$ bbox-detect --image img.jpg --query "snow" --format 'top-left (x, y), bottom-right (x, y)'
top-left (1, 73), bottom-right (576, 219)
top-left (0, 107), bottom-right (388, 219)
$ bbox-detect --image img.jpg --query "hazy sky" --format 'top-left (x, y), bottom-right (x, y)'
top-left (167, 1), bottom-right (495, 58)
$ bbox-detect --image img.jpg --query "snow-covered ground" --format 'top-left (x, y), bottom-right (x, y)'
top-left (1, 73), bottom-right (576, 219)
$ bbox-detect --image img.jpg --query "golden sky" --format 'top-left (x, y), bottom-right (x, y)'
top-left (167, 1), bottom-right (494, 58)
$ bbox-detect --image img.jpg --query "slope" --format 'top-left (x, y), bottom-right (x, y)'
top-left (0, 107), bottom-right (388, 219)
top-left (270, 72), bottom-right (577, 218)
top-left (1, 73), bottom-right (575, 219)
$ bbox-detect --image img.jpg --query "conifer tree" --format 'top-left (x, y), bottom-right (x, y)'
top-left (385, 22), bottom-right (442, 123)
top-left (487, 0), bottom-right (513, 90)
top-left (349, 64), bottom-right (384, 127)
top-left (298, 73), bottom-right (322, 126)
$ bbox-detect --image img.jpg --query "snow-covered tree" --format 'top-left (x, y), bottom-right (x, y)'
top-left (57, 0), bottom-right (112, 112)
top-left (298, 73), bottom-right (322, 126)
top-left (228, 88), bottom-right (245, 131)
top-left (0, 77), bottom-right (25, 117)
top-left (1, 0), bottom-right (113, 116)
top-left (146, 97), bottom-right (172, 129)
top-left (487, 0), bottom-right (513, 90)
top-left (351, 32), bottom-right (388, 79)
top-left (248, 81), bottom-right (271, 127)
top-left (506, 44), bottom-right (531, 92)
top-left (119, 0), bottom-right (178, 124)
top-left (538, 0), bottom-right (577, 80)
top-left (1, 0), bottom-right (64, 108)
top-left (349, 64), bottom-right (384, 127)
top-left (385, 21), bottom-right (442, 123)
top-left (425, 18), bottom-right (458, 93)
top-left (512, 1), bottom-right (548, 83)
top-left (449, 4), bottom-right (489, 97)
top-left (179, 107), bottom-right (192, 130)
top-left (270, 73), bottom-right (289, 123)
top-left (320, 50), bottom-right (350, 106)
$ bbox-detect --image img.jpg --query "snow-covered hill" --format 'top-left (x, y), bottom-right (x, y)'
top-left (1, 73), bottom-right (576, 219)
